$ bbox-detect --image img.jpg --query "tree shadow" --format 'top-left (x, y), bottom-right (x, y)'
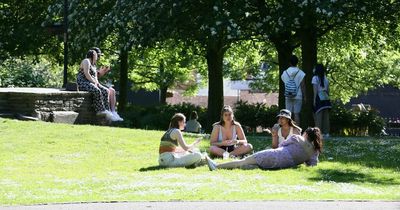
top-left (309, 168), bottom-right (399, 185)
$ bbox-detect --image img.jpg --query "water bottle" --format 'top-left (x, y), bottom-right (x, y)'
top-left (223, 150), bottom-right (229, 160)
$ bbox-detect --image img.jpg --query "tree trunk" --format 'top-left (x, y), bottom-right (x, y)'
top-left (206, 45), bottom-right (224, 132)
top-left (300, 27), bottom-right (317, 128)
top-left (274, 42), bottom-right (294, 110)
top-left (118, 49), bottom-right (128, 112)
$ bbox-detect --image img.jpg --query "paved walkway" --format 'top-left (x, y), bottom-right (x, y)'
top-left (1, 201), bottom-right (400, 210)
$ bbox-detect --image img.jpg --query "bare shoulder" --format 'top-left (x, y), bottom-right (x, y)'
top-left (293, 127), bottom-right (302, 134)
top-left (233, 121), bottom-right (242, 127)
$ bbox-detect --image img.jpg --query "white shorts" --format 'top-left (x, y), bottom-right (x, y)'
top-left (159, 152), bottom-right (202, 167)
top-left (285, 98), bottom-right (302, 114)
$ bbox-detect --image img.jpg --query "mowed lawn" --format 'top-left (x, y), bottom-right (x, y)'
top-left (0, 118), bottom-right (399, 205)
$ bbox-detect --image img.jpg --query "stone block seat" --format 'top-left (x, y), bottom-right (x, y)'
top-left (0, 87), bottom-right (107, 124)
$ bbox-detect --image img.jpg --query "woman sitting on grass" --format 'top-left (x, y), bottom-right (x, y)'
top-left (271, 109), bottom-right (302, 149)
top-left (159, 113), bottom-right (205, 168)
top-left (206, 127), bottom-right (322, 170)
top-left (209, 105), bottom-right (253, 158)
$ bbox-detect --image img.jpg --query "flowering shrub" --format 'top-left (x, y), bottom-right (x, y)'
top-left (330, 101), bottom-right (386, 136)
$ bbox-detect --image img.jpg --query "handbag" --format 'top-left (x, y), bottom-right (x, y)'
top-left (318, 90), bottom-right (330, 101)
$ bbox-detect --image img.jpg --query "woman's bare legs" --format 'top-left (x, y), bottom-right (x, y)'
top-left (108, 87), bottom-right (116, 112)
top-left (230, 143), bottom-right (253, 157)
top-left (206, 155), bottom-right (258, 171)
top-left (217, 155), bottom-right (257, 169)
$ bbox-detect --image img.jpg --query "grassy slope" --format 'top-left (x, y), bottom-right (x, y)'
top-left (0, 118), bottom-right (399, 205)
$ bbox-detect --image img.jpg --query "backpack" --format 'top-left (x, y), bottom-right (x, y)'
top-left (284, 70), bottom-right (299, 98)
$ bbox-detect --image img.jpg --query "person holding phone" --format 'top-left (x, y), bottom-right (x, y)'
top-left (91, 47), bottom-right (123, 121)
top-left (159, 113), bottom-right (205, 168)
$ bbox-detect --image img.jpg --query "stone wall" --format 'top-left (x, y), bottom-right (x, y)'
top-left (0, 88), bottom-right (97, 124)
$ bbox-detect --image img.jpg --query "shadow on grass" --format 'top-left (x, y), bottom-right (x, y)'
top-left (139, 165), bottom-right (166, 172)
top-left (309, 168), bottom-right (400, 185)
top-left (139, 165), bottom-right (199, 172)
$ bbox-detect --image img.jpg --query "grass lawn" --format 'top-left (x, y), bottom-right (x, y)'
top-left (0, 118), bottom-right (399, 205)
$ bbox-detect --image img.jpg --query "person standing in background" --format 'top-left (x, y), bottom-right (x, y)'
top-left (281, 55), bottom-right (306, 124)
top-left (312, 64), bottom-right (332, 138)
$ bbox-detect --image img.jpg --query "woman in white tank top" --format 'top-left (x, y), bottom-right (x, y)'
top-left (209, 105), bottom-right (253, 158)
top-left (271, 109), bottom-right (301, 149)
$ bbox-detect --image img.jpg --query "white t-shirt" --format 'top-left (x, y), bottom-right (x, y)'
top-left (311, 75), bottom-right (329, 92)
top-left (281, 67), bottom-right (306, 100)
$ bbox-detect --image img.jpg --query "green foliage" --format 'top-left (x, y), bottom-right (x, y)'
top-left (234, 101), bottom-right (279, 131)
top-left (119, 103), bottom-right (207, 130)
top-left (330, 102), bottom-right (386, 136)
top-left (0, 57), bottom-right (62, 87)
top-left (129, 41), bottom-right (206, 93)
top-left (319, 23), bottom-right (400, 102)
top-left (0, 1), bottom-right (62, 62)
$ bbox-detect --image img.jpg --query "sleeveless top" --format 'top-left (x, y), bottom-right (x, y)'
top-left (217, 125), bottom-right (237, 143)
top-left (278, 127), bottom-right (293, 144)
top-left (159, 128), bottom-right (179, 154)
top-left (77, 59), bottom-right (97, 84)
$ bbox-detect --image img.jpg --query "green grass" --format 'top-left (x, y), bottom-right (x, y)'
top-left (0, 118), bottom-right (399, 205)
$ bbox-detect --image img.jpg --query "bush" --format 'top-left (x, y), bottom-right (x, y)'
top-left (0, 58), bottom-right (61, 88)
top-left (118, 103), bottom-right (207, 130)
top-left (234, 101), bottom-right (279, 132)
top-left (330, 101), bottom-right (386, 136)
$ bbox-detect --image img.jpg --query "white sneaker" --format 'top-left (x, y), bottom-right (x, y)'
top-left (104, 110), bottom-right (118, 121)
top-left (205, 156), bottom-right (217, 171)
top-left (111, 111), bottom-right (124, 121)
top-left (96, 111), bottom-right (108, 117)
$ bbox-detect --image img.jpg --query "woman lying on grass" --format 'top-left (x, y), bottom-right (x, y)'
top-left (158, 113), bottom-right (205, 168)
top-left (206, 127), bottom-right (322, 170)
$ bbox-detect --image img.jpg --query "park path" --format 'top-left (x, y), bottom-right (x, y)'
top-left (1, 201), bottom-right (400, 210)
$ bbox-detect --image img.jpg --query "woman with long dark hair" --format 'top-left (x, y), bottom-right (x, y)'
top-left (76, 50), bottom-right (114, 120)
top-left (209, 105), bottom-right (253, 158)
top-left (158, 113), bottom-right (204, 167)
top-left (206, 127), bottom-right (322, 170)
top-left (271, 109), bottom-right (302, 148)
top-left (312, 64), bottom-right (332, 138)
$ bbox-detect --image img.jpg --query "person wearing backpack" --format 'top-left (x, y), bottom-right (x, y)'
top-left (281, 55), bottom-right (306, 124)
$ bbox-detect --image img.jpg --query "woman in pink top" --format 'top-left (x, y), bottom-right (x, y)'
top-left (206, 127), bottom-right (322, 170)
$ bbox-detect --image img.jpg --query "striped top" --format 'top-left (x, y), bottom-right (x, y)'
top-left (159, 128), bottom-right (179, 154)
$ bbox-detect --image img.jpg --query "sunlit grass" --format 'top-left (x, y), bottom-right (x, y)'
top-left (0, 118), bottom-right (399, 205)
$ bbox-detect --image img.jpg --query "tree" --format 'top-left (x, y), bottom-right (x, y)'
top-left (0, 1), bottom-right (61, 62)
top-left (46, 0), bottom-right (134, 111)
top-left (319, 23), bottom-right (400, 102)
top-left (248, 0), bottom-right (400, 127)
top-left (114, 0), bottom-right (255, 130)
top-left (129, 40), bottom-right (206, 104)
